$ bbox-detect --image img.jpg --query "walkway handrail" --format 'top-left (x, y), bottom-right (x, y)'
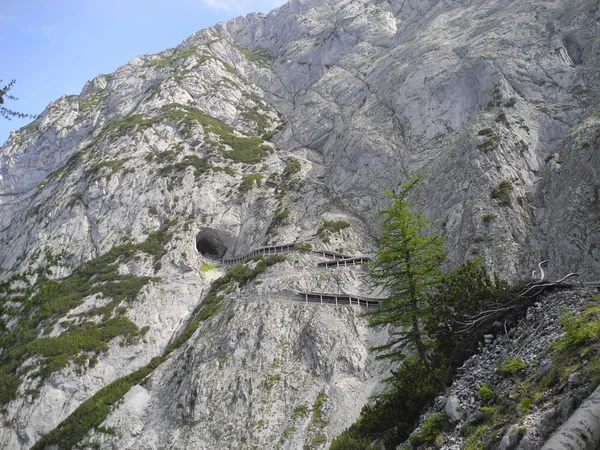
top-left (317, 256), bottom-right (374, 268)
top-left (221, 243), bottom-right (357, 266)
top-left (297, 291), bottom-right (383, 308)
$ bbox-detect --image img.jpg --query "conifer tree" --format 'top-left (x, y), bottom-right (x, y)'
top-left (0, 80), bottom-right (36, 120)
top-left (368, 177), bottom-right (445, 364)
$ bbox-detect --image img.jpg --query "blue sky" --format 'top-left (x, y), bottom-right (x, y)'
top-left (0, 0), bottom-right (287, 145)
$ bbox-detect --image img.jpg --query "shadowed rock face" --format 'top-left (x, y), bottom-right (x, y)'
top-left (0, 0), bottom-right (600, 448)
top-left (195, 229), bottom-right (227, 258)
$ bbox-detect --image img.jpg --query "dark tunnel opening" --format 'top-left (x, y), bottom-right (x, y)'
top-left (195, 231), bottom-right (227, 259)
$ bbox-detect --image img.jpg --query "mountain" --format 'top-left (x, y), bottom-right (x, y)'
top-left (0, 0), bottom-right (599, 448)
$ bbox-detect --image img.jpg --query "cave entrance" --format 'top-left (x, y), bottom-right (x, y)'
top-left (195, 230), bottom-right (227, 259)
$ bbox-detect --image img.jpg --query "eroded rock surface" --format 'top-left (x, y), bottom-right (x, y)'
top-left (1, 0), bottom-right (599, 448)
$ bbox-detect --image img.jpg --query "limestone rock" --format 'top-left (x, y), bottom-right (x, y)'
top-left (1, 0), bottom-right (600, 448)
top-left (445, 395), bottom-right (466, 424)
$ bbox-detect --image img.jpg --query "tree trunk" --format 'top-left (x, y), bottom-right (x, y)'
top-left (541, 385), bottom-right (600, 449)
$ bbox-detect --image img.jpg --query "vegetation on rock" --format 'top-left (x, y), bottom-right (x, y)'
top-left (28, 254), bottom-right (288, 449)
top-left (331, 180), bottom-right (509, 449)
top-left (0, 221), bottom-right (177, 407)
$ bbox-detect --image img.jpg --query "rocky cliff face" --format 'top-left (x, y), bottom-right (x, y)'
top-left (0, 0), bottom-right (599, 449)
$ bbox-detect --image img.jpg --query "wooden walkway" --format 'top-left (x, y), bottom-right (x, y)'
top-left (240, 291), bottom-right (382, 309)
top-left (297, 291), bottom-right (382, 308)
top-left (317, 256), bottom-right (373, 268)
top-left (219, 244), bottom-right (380, 309)
top-left (223, 243), bottom-right (297, 266)
top-left (222, 243), bottom-right (355, 266)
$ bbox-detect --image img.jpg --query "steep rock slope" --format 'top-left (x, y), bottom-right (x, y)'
top-left (0, 0), bottom-right (599, 449)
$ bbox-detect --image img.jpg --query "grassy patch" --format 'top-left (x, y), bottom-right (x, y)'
top-left (148, 58), bottom-right (172, 68)
top-left (200, 264), bottom-right (217, 273)
top-left (158, 155), bottom-right (215, 179)
top-left (86, 158), bottom-right (129, 180)
top-left (465, 424), bottom-right (494, 450)
top-left (232, 43), bottom-right (272, 68)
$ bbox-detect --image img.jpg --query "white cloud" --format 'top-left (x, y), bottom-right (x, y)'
top-left (202, 0), bottom-right (232, 10)
top-left (40, 25), bottom-right (56, 38)
top-left (200, 0), bottom-right (287, 13)
top-left (0, 12), bottom-right (16, 21)
top-left (24, 23), bottom-right (56, 38)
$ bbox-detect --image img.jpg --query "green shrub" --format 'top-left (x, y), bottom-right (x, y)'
top-left (477, 135), bottom-right (502, 151)
top-left (496, 357), bottom-right (528, 376)
top-left (282, 158), bottom-right (301, 178)
top-left (28, 316), bottom-right (140, 378)
top-left (148, 58), bottom-right (172, 68)
top-left (0, 221), bottom-right (176, 405)
top-left (409, 413), bottom-right (447, 446)
top-left (304, 433), bottom-right (327, 450)
top-left (317, 220), bottom-right (351, 237)
top-left (30, 356), bottom-right (164, 450)
top-left (482, 214), bottom-right (496, 224)
top-left (464, 424), bottom-right (494, 450)
top-left (552, 306), bottom-right (600, 350)
top-left (311, 391), bottom-right (328, 427)
top-left (292, 404), bottom-right (310, 419)
top-left (480, 406), bottom-right (496, 418)
top-left (330, 433), bottom-right (376, 450)
top-left (241, 105), bottom-right (271, 135)
top-left (294, 243), bottom-right (313, 252)
top-left (87, 159), bottom-right (128, 179)
top-left (478, 128), bottom-right (494, 136)
top-left (158, 155), bottom-right (214, 179)
top-left (238, 174), bottom-right (263, 193)
top-left (504, 97), bottom-right (517, 107)
top-left (518, 397), bottom-right (532, 413)
top-left (267, 208), bottom-right (290, 235)
top-left (479, 383), bottom-right (497, 403)
top-left (490, 180), bottom-right (513, 206)
top-left (232, 43), bottom-right (272, 68)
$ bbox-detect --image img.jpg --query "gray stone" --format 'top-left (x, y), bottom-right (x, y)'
top-left (517, 436), bottom-right (536, 450)
top-left (559, 396), bottom-right (575, 421)
top-left (568, 372), bottom-right (584, 388)
top-left (445, 395), bottom-right (466, 423)
top-left (537, 359), bottom-right (554, 377)
top-left (499, 428), bottom-right (521, 450)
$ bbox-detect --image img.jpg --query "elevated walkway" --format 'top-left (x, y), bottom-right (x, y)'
top-left (317, 256), bottom-right (373, 268)
top-left (296, 291), bottom-right (381, 308)
top-left (217, 243), bottom-right (381, 310)
top-left (222, 243), bottom-right (355, 266)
